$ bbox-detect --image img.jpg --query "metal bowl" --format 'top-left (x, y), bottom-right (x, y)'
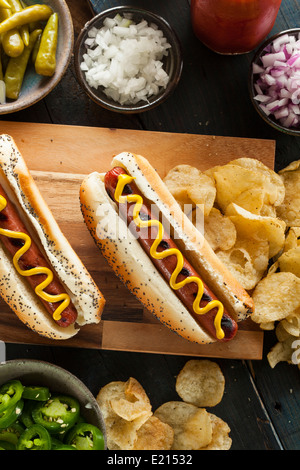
top-left (0, 359), bottom-right (107, 448)
top-left (74, 6), bottom-right (183, 114)
top-left (249, 28), bottom-right (300, 137)
top-left (0, 0), bottom-right (74, 115)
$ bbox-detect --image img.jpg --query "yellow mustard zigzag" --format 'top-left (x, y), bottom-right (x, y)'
top-left (114, 173), bottom-right (225, 340)
top-left (0, 194), bottom-right (70, 321)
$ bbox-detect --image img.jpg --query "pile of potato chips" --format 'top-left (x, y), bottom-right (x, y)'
top-left (164, 159), bottom-right (300, 369)
top-left (96, 360), bottom-right (231, 450)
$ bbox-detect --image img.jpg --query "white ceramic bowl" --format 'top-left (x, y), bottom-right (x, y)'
top-left (74, 5), bottom-right (183, 114)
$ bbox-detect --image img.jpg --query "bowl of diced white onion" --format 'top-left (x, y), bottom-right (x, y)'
top-left (74, 6), bottom-right (183, 113)
top-left (249, 29), bottom-right (300, 136)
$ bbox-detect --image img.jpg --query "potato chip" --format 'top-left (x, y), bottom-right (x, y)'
top-left (177, 408), bottom-right (213, 450)
top-left (275, 321), bottom-right (292, 342)
top-left (278, 246), bottom-right (300, 278)
top-left (164, 165), bottom-right (216, 216)
top-left (251, 272), bottom-right (300, 326)
top-left (259, 321), bottom-right (277, 331)
top-left (206, 163), bottom-right (266, 212)
top-left (110, 377), bottom-right (152, 421)
top-left (105, 414), bottom-right (149, 450)
top-left (267, 260), bottom-right (279, 275)
top-left (267, 335), bottom-right (296, 368)
top-left (97, 380), bottom-right (126, 420)
top-left (154, 401), bottom-right (198, 430)
top-left (96, 377), bottom-right (152, 450)
top-left (201, 413), bottom-right (232, 450)
top-left (226, 203), bottom-right (286, 258)
top-left (154, 402), bottom-right (212, 450)
top-left (175, 360), bottom-right (225, 408)
top-left (232, 187), bottom-right (266, 215)
top-left (203, 208), bottom-right (236, 251)
top-left (232, 158), bottom-right (285, 206)
top-left (278, 310), bottom-right (300, 337)
top-left (277, 160), bottom-right (300, 227)
top-left (206, 159), bottom-right (284, 215)
top-left (216, 236), bottom-right (269, 290)
top-left (133, 416), bottom-right (174, 450)
top-left (97, 377), bottom-right (151, 421)
top-left (284, 227), bottom-right (300, 252)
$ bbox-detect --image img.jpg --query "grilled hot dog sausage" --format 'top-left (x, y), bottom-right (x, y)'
top-left (104, 167), bottom-right (238, 342)
top-left (0, 184), bottom-right (77, 327)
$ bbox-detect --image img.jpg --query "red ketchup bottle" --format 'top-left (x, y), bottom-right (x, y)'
top-left (191, 0), bottom-right (282, 54)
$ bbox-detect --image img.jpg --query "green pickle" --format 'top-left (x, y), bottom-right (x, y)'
top-left (0, 3), bottom-right (59, 100)
top-left (7, 0), bottom-right (30, 46)
top-left (4, 28), bottom-right (42, 100)
top-left (35, 12), bottom-right (58, 77)
top-left (0, 4), bottom-right (52, 35)
top-left (0, 7), bottom-right (24, 58)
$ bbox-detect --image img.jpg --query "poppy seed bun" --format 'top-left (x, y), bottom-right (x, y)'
top-left (0, 134), bottom-right (105, 340)
top-left (80, 152), bottom-right (254, 345)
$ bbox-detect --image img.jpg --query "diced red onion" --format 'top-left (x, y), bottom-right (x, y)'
top-left (252, 32), bottom-right (300, 129)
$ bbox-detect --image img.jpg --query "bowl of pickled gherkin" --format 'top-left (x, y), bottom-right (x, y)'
top-left (0, 0), bottom-right (74, 114)
top-left (0, 360), bottom-right (107, 450)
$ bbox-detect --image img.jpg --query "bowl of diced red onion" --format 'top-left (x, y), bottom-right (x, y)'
top-left (74, 6), bottom-right (183, 114)
top-left (249, 29), bottom-right (300, 136)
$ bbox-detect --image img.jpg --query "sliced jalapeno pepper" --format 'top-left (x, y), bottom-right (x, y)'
top-left (19, 400), bottom-right (35, 428)
top-left (0, 440), bottom-right (16, 450)
top-left (23, 385), bottom-right (51, 401)
top-left (0, 380), bottom-right (24, 414)
top-left (65, 423), bottom-right (105, 450)
top-left (0, 399), bottom-right (24, 429)
top-left (0, 422), bottom-right (24, 445)
top-left (17, 424), bottom-right (51, 450)
top-left (32, 395), bottom-right (80, 434)
top-left (51, 438), bottom-right (76, 450)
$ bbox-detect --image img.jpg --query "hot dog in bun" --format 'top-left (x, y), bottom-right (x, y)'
top-left (80, 152), bottom-right (254, 344)
top-left (0, 135), bottom-right (105, 340)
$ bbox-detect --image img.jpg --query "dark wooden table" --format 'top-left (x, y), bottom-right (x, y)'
top-left (2, 0), bottom-right (300, 451)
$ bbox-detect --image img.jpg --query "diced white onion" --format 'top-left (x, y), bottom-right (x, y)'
top-left (80, 14), bottom-right (171, 106)
top-left (252, 32), bottom-right (300, 129)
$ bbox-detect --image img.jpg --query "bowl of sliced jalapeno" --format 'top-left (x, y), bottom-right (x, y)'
top-left (0, 0), bottom-right (74, 114)
top-left (0, 359), bottom-right (107, 450)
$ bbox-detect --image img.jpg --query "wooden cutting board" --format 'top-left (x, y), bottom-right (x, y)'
top-left (0, 121), bottom-right (275, 359)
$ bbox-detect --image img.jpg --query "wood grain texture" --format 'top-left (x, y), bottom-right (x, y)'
top-left (0, 121), bottom-right (273, 358)
top-left (0, 121), bottom-right (275, 175)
